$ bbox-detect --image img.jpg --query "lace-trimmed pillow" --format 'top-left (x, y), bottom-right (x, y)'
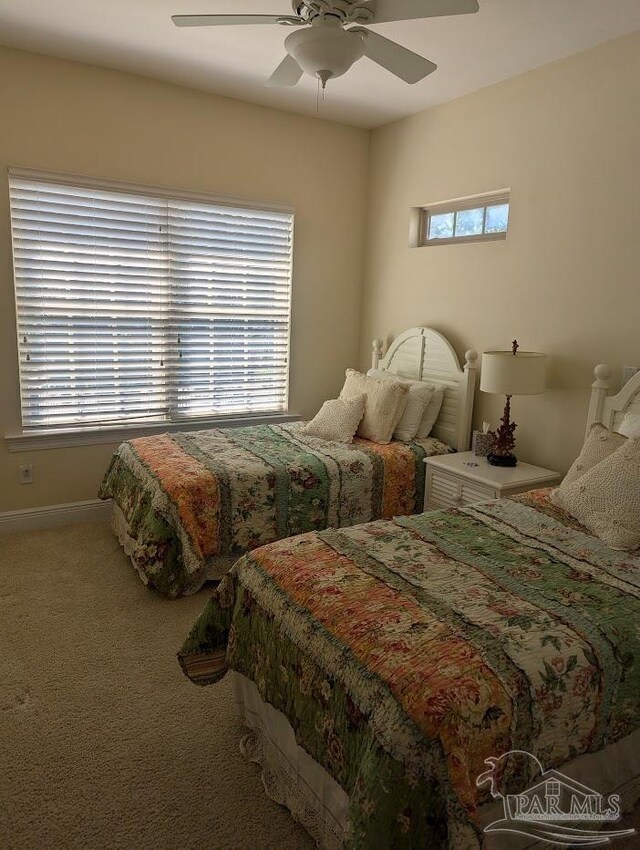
top-left (301, 395), bottom-right (365, 443)
top-left (550, 437), bottom-right (640, 550)
top-left (561, 423), bottom-right (626, 486)
top-left (340, 369), bottom-right (408, 444)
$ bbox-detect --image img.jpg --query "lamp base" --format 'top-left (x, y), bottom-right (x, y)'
top-left (487, 452), bottom-right (518, 468)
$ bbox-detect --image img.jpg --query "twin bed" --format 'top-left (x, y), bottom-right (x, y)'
top-left (99, 328), bottom-right (640, 848)
top-left (175, 363), bottom-right (640, 849)
top-left (99, 327), bottom-right (478, 596)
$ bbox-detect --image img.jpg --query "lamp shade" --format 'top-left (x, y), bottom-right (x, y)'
top-left (480, 351), bottom-right (547, 396)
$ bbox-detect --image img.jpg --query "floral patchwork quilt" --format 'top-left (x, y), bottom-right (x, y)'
top-left (98, 422), bottom-right (450, 597)
top-left (178, 489), bottom-right (640, 849)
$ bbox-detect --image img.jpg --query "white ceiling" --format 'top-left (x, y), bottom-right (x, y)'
top-left (1, 0), bottom-right (640, 128)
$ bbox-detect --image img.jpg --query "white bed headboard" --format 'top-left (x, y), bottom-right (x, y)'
top-left (586, 364), bottom-right (640, 438)
top-left (371, 327), bottom-right (478, 451)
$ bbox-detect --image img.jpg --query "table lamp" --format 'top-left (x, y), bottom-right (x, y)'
top-left (480, 341), bottom-right (547, 467)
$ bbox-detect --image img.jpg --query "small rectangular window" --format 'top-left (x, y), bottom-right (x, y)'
top-left (420, 192), bottom-right (510, 246)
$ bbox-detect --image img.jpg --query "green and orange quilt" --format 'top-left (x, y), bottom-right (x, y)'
top-left (98, 422), bottom-right (451, 597)
top-left (178, 489), bottom-right (640, 849)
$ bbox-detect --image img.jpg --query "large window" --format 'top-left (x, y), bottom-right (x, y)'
top-left (9, 171), bottom-right (294, 432)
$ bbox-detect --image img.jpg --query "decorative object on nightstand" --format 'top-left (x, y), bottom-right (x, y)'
top-left (423, 452), bottom-right (560, 512)
top-left (472, 422), bottom-right (494, 457)
top-left (480, 340), bottom-right (547, 467)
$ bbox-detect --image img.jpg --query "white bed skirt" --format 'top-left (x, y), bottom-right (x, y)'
top-left (232, 672), bottom-right (348, 850)
top-left (232, 672), bottom-right (640, 850)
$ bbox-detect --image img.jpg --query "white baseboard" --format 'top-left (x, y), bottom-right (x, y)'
top-left (0, 498), bottom-right (112, 534)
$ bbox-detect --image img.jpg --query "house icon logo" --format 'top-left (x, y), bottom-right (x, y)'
top-left (476, 750), bottom-right (636, 846)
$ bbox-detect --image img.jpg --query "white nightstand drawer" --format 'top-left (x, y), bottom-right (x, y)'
top-left (423, 452), bottom-right (560, 513)
top-left (426, 469), bottom-right (495, 510)
top-left (428, 471), bottom-right (461, 509)
top-left (460, 479), bottom-right (497, 504)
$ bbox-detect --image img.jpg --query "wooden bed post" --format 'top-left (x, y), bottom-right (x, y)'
top-left (586, 364), bottom-right (611, 438)
top-left (464, 349), bottom-right (479, 374)
top-left (457, 350), bottom-right (479, 451)
top-left (371, 339), bottom-right (383, 370)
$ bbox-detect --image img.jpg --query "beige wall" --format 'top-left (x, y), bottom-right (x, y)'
top-left (361, 31), bottom-right (640, 475)
top-left (0, 46), bottom-right (370, 512)
top-left (3, 31), bottom-right (639, 512)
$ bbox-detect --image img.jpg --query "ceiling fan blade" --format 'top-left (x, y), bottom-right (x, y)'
top-left (171, 14), bottom-right (303, 27)
top-left (352, 27), bottom-right (437, 84)
top-left (366, 0), bottom-right (479, 25)
top-left (266, 55), bottom-right (304, 87)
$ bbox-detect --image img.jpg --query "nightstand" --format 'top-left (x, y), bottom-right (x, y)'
top-left (424, 451), bottom-right (560, 512)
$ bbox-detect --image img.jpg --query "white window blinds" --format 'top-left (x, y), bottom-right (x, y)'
top-left (9, 173), bottom-right (293, 431)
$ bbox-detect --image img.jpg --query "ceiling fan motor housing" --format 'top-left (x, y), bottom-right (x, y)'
top-left (291, 0), bottom-right (374, 26)
top-left (285, 21), bottom-right (367, 81)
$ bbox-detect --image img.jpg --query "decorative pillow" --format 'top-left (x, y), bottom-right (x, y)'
top-left (414, 387), bottom-right (445, 439)
top-left (561, 423), bottom-right (626, 487)
top-left (301, 395), bottom-right (365, 443)
top-left (340, 369), bottom-right (408, 444)
top-left (367, 369), bottom-right (434, 442)
top-left (618, 412), bottom-right (640, 438)
top-left (550, 438), bottom-right (640, 550)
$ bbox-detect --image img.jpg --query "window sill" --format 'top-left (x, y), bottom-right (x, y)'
top-left (5, 412), bottom-right (302, 453)
top-left (419, 232), bottom-right (507, 247)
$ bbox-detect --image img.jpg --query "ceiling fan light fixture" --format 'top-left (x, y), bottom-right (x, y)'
top-left (284, 23), bottom-right (366, 84)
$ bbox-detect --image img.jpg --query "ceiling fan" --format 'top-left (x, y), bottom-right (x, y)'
top-left (172, 0), bottom-right (479, 89)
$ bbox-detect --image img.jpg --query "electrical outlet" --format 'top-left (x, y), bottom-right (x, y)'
top-left (622, 366), bottom-right (640, 385)
top-left (19, 464), bottom-right (33, 484)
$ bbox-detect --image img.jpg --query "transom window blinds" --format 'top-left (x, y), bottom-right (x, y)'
top-left (9, 173), bottom-right (294, 431)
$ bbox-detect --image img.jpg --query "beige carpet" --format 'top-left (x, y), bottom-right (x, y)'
top-left (0, 520), bottom-right (313, 850)
top-left (1, 520), bottom-right (639, 850)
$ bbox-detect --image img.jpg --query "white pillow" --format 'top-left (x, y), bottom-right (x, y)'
top-left (617, 412), bottom-right (640, 438)
top-left (301, 395), bottom-right (365, 443)
top-left (367, 369), bottom-right (434, 442)
top-left (414, 387), bottom-right (445, 439)
top-left (550, 438), bottom-right (640, 550)
top-left (340, 369), bottom-right (408, 444)
top-left (562, 423), bottom-right (626, 487)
